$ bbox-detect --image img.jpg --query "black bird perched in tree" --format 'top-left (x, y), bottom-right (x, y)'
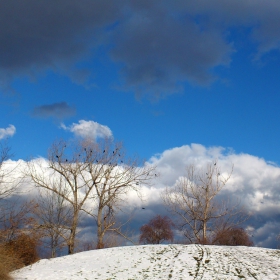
top-left (103, 150), bottom-right (105, 153)
top-left (56, 155), bottom-right (58, 158)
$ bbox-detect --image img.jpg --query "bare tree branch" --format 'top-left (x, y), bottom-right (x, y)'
top-left (25, 138), bottom-right (156, 253)
top-left (162, 161), bottom-right (247, 244)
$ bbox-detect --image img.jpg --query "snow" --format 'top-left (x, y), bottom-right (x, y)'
top-left (13, 244), bottom-right (280, 280)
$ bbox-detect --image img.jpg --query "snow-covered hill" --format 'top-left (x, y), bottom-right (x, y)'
top-left (13, 244), bottom-right (280, 280)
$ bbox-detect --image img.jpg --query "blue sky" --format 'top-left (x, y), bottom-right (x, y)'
top-left (1, 1), bottom-right (280, 249)
top-left (1, 0), bottom-right (280, 163)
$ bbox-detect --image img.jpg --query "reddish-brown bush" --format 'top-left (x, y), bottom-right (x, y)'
top-left (4, 233), bottom-right (40, 267)
top-left (212, 227), bottom-right (253, 246)
top-left (139, 215), bottom-right (174, 244)
top-left (0, 245), bottom-right (23, 280)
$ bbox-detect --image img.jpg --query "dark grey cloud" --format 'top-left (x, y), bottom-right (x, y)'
top-left (111, 2), bottom-right (232, 98)
top-left (111, 0), bottom-right (280, 98)
top-left (176, 0), bottom-right (280, 56)
top-left (32, 102), bottom-right (76, 119)
top-left (0, 0), bottom-right (121, 86)
top-left (1, 1), bottom-right (280, 98)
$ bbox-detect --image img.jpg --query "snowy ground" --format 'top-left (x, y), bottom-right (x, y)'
top-left (13, 244), bottom-right (280, 280)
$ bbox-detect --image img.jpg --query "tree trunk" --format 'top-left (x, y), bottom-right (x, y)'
top-left (68, 210), bottom-right (79, 254)
top-left (97, 207), bottom-right (105, 249)
top-left (203, 220), bottom-right (207, 244)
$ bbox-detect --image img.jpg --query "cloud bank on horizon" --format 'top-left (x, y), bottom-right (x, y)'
top-left (1, 0), bottom-right (280, 98)
top-left (9, 142), bottom-right (280, 249)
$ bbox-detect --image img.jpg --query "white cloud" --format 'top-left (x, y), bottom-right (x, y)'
top-left (61, 120), bottom-right (113, 141)
top-left (141, 143), bottom-right (280, 248)
top-left (0, 124), bottom-right (16, 140)
top-left (5, 143), bottom-right (280, 249)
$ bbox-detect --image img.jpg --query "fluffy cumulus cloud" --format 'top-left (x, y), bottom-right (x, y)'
top-left (140, 144), bottom-right (280, 248)
top-left (6, 143), bottom-right (280, 249)
top-left (0, 125), bottom-right (16, 140)
top-left (1, 1), bottom-right (280, 98)
top-left (32, 102), bottom-right (76, 120)
top-left (61, 120), bottom-right (113, 141)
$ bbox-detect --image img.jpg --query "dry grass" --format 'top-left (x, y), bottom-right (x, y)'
top-left (0, 233), bottom-right (40, 280)
top-left (0, 245), bottom-right (23, 280)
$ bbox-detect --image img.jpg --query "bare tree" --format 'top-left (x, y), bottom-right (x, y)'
top-left (0, 199), bottom-right (38, 243)
top-left (277, 235), bottom-right (280, 249)
top-left (78, 140), bottom-right (156, 249)
top-left (139, 215), bottom-right (174, 244)
top-left (33, 181), bottom-right (73, 257)
top-left (162, 161), bottom-right (246, 244)
top-left (0, 143), bottom-right (20, 201)
top-left (26, 138), bottom-right (156, 253)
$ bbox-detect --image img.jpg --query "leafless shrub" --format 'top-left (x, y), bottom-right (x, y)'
top-left (4, 233), bottom-right (40, 267)
top-left (0, 245), bottom-right (21, 280)
top-left (212, 227), bottom-right (253, 246)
